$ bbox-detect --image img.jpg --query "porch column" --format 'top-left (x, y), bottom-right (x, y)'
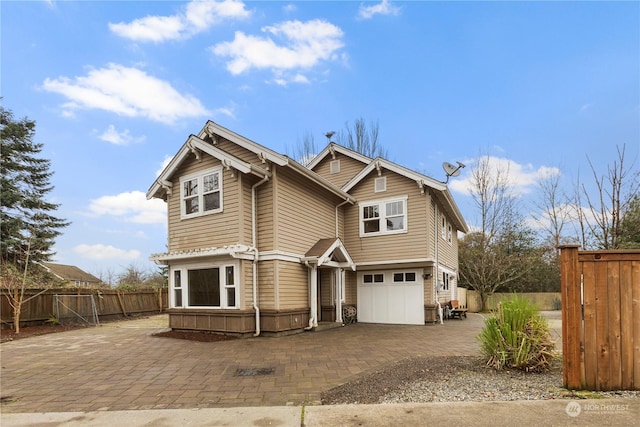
top-left (335, 268), bottom-right (343, 323)
top-left (310, 264), bottom-right (318, 327)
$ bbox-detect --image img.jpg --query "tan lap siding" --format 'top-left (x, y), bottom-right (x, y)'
top-left (167, 157), bottom-right (242, 252)
top-left (275, 167), bottom-right (341, 253)
top-left (312, 153), bottom-right (368, 188)
top-left (256, 179), bottom-right (275, 251)
top-left (277, 260), bottom-right (309, 310)
top-left (257, 260), bottom-right (276, 309)
top-left (344, 172), bottom-right (430, 263)
top-left (240, 259), bottom-right (253, 309)
top-left (344, 271), bottom-right (357, 305)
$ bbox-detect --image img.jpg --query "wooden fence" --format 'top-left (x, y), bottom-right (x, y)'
top-left (560, 245), bottom-right (640, 391)
top-left (0, 288), bottom-right (168, 328)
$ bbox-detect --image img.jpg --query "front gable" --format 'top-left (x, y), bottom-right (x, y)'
top-left (308, 143), bottom-right (372, 188)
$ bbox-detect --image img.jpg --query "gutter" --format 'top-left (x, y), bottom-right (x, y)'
top-left (251, 176), bottom-right (269, 337)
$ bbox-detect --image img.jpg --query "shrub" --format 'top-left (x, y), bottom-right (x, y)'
top-left (478, 295), bottom-right (556, 372)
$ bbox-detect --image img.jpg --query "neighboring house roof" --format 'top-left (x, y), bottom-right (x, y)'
top-left (40, 262), bottom-right (101, 283)
top-left (343, 157), bottom-right (469, 233)
top-left (147, 121), bottom-right (355, 205)
top-left (301, 238), bottom-right (356, 271)
top-left (306, 142), bottom-right (372, 170)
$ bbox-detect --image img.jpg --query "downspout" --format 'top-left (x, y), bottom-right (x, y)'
top-left (434, 200), bottom-right (443, 324)
top-left (304, 260), bottom-right (317, 330)
top-left (251, 175), bottom-right (269, 337)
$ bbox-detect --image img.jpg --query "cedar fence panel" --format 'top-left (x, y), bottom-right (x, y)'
top-left (1, 288), bottom-right (168, 328)
top-left (560, 245), bottom-right (640, 391)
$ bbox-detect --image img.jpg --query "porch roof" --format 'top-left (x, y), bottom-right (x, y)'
top-left (302, 238), bottom-right (356, 271)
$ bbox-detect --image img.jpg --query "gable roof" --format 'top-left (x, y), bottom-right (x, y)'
top-left (306, 142), bottom-right (372, 171)
top-left (40, 262), bottom-right (101, 283)
top-left (147, 121), bottom-right (355, 204)
top-left (147, 134), bottom-right (271, 200)
top-left (302, 238), bottom-right (356, 271)
top-left (343, 158), bottom-right (468, 233)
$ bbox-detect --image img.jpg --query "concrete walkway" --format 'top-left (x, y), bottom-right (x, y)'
top-left (1, 312), bottom-right (637, 426)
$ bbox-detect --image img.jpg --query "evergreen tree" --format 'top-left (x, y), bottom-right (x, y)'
top-left (0, 106), bottom-right (69, 264)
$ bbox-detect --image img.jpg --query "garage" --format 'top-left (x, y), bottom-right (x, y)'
top-left (357, 270), bottom-right (424, 325)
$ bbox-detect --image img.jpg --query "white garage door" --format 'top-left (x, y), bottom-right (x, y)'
top-left (357, 270), bottom-right (424, 325)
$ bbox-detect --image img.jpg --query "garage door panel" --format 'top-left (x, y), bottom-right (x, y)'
top-left (357, 270), bottom-right (424, 325)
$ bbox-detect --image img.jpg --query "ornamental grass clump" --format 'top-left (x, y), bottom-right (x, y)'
top-left (478, 295), bottom-right (556, 372)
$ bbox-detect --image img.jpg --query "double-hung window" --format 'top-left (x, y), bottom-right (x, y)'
top-left (171, 264), bottom-right (238, 309)
top-left (180, 167), bottom-right (222, 219)
top-left (360, 196), bottom-right (408, 237)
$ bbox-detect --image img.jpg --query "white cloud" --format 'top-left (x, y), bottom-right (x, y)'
top-left (109, 0), bottom-right (250, 42)
top-left (74, 244), bottom-right (141, 261)
top-left (88, 191), bottom-right (166, 224)
top-left (41, 63), bottom-right (210, 123)
top-left (448, 156), bottom-right (561, 197)
top-left (98, 125), bottom-right (146, 146)
top-left (580, 103), bottom-right (594, 112)
top-left (156, 155), bottom-right (173, 177)
top-left (357, 0), bottom-right (400, 21)
top-left (211, 19), bottom-right (344, 83)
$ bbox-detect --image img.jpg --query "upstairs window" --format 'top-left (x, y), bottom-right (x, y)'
top-left (180, 167), bottom-right (223, 219)
top-left (360, 197), bottom-right (408, 237)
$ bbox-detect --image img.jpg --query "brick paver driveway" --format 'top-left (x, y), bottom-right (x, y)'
top-left (0, 313), bottom-right (486, 413)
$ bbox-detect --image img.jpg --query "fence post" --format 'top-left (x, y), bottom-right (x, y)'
top-left (560, 244), bottom-right (582, 389)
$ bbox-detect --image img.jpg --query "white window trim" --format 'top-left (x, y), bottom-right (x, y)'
top-left (170, 261), bottom-right (239, 309)
top-left (180, 166), bottom-right (223, 219)
top-left (447, 223), bottom-right (453, 244)
top-left (359, 196), bottom-right (408, 237)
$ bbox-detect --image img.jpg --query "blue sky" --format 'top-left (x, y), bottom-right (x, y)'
top-left (2, 0), bottom-right (639, 280)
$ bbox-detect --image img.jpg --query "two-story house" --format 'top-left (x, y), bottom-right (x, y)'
top-left (147, 121), bottom-right (468, 336)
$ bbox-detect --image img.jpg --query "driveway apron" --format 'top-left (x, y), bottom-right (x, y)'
top-left (0, 314), bottom-right (486, 413)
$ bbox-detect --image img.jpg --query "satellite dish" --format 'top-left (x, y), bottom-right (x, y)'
top-left (442, 162), bottom-right (461, 177)
top-left (442, 161), bottom-right (466, 183)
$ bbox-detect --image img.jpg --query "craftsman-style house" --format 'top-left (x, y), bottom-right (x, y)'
top-left (147, 121), bottom-right (468, 335)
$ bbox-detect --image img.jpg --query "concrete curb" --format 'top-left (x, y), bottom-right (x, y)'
top-left (1, 399), bottom-right (637, 427)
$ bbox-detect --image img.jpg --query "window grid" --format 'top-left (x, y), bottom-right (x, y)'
top-left (360, 197), bottom-right (407, 237)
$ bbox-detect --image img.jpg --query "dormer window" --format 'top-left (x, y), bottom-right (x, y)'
top-left (180, 167), bottom-right (223, 219)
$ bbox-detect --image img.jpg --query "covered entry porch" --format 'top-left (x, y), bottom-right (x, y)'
top-left (302, 238), bottom-right (356, 328)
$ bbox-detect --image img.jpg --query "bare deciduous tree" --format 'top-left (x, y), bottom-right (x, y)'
top-left (458, 155), bottom-right (539, 310)
top-left (532, 169), bottom-right (574, 249)
top-left (576, 144), bottom-right (639, 249)
top-left (336, 117), bottom-right (387, 159)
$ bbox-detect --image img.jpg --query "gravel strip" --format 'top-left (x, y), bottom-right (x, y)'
top-left (321, 356), bottom-right (640, 405)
